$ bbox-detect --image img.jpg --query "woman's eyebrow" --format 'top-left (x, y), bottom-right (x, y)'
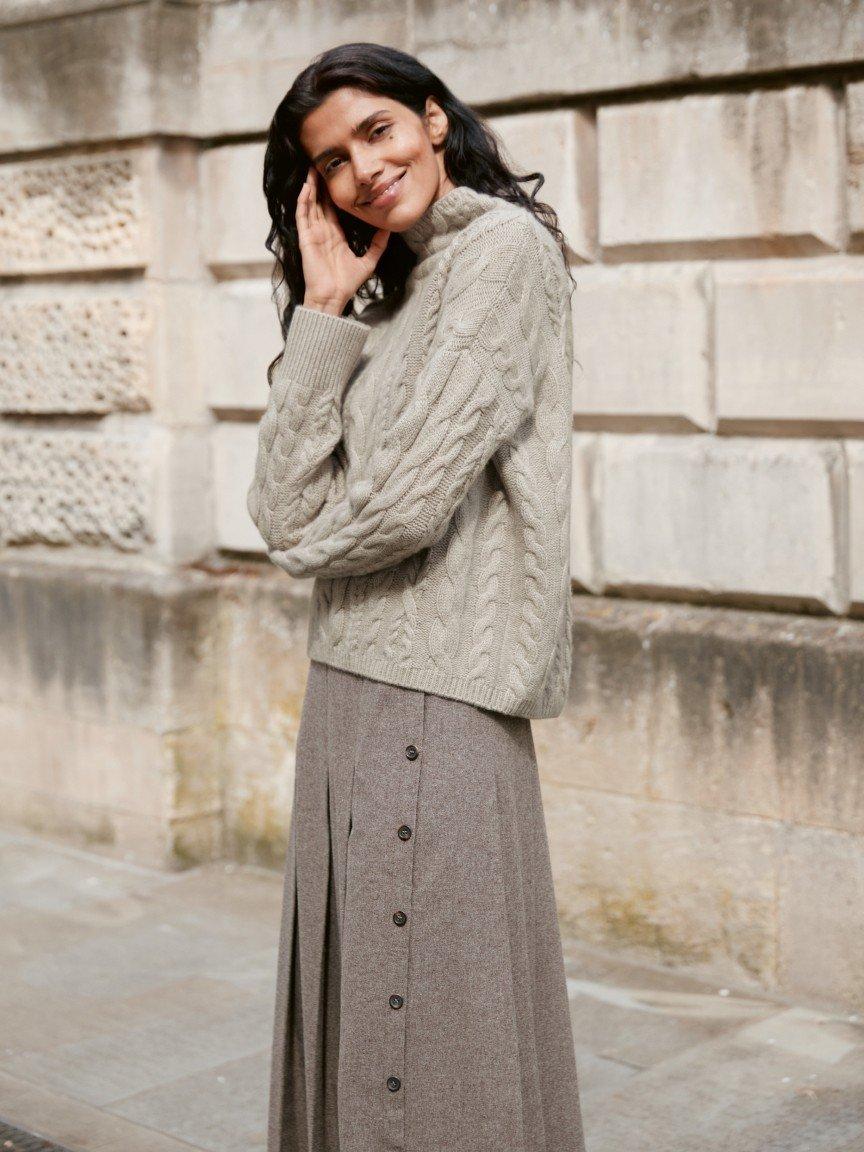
top-left (311, 110), bottom-right (390, 166)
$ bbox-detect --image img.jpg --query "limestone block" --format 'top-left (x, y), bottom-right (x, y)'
top-left (596, 434), bottom-right (846, 612)
top-left (201, 142), bottom-right (272, 270)
top-left (150, 426), bottom-right (214, 565)
top-left (537, 594), bottom-right (652, 798)
top-left (545, 787), bottom-right (779, 983)
top-left (0, 3), bottom-right (198, 152)
top-left (488, 108), bottom-right (597, 262)
top-left (570, 433), bottom-right (600, 592)
top-left (414, 0), bottom-right (864, 108)
top-left (598, 86), bottom-right (844, 258)
top-left (197, 0), bottom-right (410, 137)
top-left (849, 442), bottom-right (864, 607)
top-left (0, 429), bottom-right (150, 550)
top-left (218, 571), bottom-right (311, 739)
top-left (0, 288), bottom-right (151, 414)
top-left (778, 825), bottom-right (864, 1008)
top-left (0, 560), bottom-right (219, 731)
top-left (213, 422), bottom-right (264, 552)
top-left (716, 258), bottom-right (864, 427)
top-left (848, 82), bottom-right (864, 247)
top-left (645, 605), bottom-right (864, 831)
top-left (0, 150), bottom-right (150, 274)
top-left (204, 280), bottom-right (280, 412)
top-left (571, 263), bottom-right (712, 429)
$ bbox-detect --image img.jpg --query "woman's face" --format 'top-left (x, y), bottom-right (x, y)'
top-left (299, 88), bottom-right (454, 232)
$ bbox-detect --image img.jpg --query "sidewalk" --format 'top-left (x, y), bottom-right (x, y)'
top-left (1, 825), bottom-right (862, 1152)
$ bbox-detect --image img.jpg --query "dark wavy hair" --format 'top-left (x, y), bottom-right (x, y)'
top-left (263, 41), bottom-right (578, 385)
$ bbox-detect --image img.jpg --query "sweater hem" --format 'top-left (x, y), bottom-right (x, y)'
top-left (306, 639), bottom-right (562, 720)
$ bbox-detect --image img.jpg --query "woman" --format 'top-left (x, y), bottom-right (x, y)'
top-left (247, 40), bottom-right (586, 1152)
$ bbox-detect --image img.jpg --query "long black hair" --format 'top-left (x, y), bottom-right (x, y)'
top-left (263, 42), bottom-right (577, 385)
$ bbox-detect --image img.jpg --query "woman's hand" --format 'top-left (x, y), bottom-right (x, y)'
top-left (297, 166), bottom-right (391, 316)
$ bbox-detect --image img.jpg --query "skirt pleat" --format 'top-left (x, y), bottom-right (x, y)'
top-left (267, 659), bottom-right (586, 1152)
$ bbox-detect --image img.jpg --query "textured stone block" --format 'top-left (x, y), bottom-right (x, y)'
top-left (200, 142), bottom-right (271, 270)
top-left (849, 81), bottom-right (864, 246)
top-left (716, 259), bottom-right (864, 428)
top-left (0, 289), bottom-right (151, 414)
top-left (0, 430), bottom-right (150, 550)
top-left (213, 422), bottom-right (263, 553)
top-left (489, 108), bottom-right (597, 262)
top-left (778, 825), bottom-right (864, 1008)
top-left (204, 280), bottom-right (280, 412)
top-left (571, 263), bottom-right (712, 428)
top-left (598, 86), bottom-right (844, 258)
top-left (597, 435), bottom-right (846, 612)
top-left (0, 151), bottom-right (150, 274)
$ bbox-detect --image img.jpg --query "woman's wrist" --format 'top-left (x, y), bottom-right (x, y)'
top-left (302, 295), bottom-right (349, 317)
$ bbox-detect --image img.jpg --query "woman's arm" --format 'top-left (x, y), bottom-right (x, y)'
top-left (246, 212), bottom-right (563, 580)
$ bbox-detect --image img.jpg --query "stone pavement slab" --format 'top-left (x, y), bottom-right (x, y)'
top-left (1, 824), bottom-right (862, 1152)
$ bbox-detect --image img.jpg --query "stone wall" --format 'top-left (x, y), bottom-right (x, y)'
top-left (2, 0), bottom-right (864, 1008)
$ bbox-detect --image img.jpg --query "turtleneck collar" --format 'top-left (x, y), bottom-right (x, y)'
top-left (400, 184), bottom-right (505, 261)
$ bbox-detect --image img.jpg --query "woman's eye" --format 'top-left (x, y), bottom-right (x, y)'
top-left (324, 125), bottom-right (391, 174)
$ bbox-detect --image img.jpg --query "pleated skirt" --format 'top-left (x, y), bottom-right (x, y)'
top-left (267, 658), bottom-right (586, 1152)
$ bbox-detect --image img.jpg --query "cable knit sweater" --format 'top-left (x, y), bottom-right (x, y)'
top-left (246, 184), bottom-right (574, 719)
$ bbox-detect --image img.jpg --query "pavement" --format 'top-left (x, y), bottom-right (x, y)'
top-left (0, 825), bottom-right (862, 1152)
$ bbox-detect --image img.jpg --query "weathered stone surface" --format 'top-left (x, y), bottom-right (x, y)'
top-left (850, 442), bottom-right (864, 608)
top-left (570, 432), bottom-right (600, 592)
top-left (571, 263), bottom-right (712, 428)
top-left (598, 86), bottom-right (844, 258)
top-left (596, 434), bottom-right (846, 612)
top-left (545, 786), bottom-right (779, 984)
top-left (150, 427), bottom-right (214, 565)
top-left (204, 280), bottom-right (280, 412)
top-left (643, 602), bottom-right (864, 833)
top-left (213, 422), bottom-right (263, 553)
top-left (778, 824), bottom-right (864, 1008)
top-left (716, 258), bottom-right (864, 429)
top-left (0, 150), bottom-right (150, 274)
top-left (0, 290), bottom-right (151, 414)
top-left (0, 3), bottom-right (197, 152)
top-left (200, 142), bottom-right (269, 270)
top-left (0, 430), bottom-right (150, 550)
top-left (415, 0), bottom-right (864, 109)
top-left (197, 0), bottom-right (410, 138)
top-left (848, 81), bottom-right (864, 246)
top-left (489, 107), bottom-right (597, 262)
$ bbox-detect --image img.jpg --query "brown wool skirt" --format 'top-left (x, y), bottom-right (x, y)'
top-left (267, 659), bottom-right (586, 1152)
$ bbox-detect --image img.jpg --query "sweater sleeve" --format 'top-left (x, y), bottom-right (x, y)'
top-left (246, 213), bottom-right (561, 580)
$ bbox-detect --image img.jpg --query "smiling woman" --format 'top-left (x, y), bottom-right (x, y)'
top-left (248, 40), bottom-right (586, 1152)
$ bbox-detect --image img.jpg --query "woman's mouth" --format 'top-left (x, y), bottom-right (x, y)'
top-left (365, 170), bottom-right (406, 207)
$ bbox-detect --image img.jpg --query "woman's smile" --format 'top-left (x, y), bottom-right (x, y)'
top-left (364, 168), bottom-right (407, 207)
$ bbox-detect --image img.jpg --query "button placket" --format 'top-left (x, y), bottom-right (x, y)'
top-left (382, 707), bottom-right (425, 1147)
top-left (338, 685), bottom-right (425, 1151)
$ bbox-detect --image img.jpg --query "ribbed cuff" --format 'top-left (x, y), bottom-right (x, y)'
top-left (282, 305), bottom-right (371, 397)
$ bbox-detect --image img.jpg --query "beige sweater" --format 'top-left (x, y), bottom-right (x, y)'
top-left (246, 184), bottom-right (574, 719)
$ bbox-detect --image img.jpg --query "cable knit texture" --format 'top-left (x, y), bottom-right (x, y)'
top-left (246, 184), bottom-right (574, 719)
